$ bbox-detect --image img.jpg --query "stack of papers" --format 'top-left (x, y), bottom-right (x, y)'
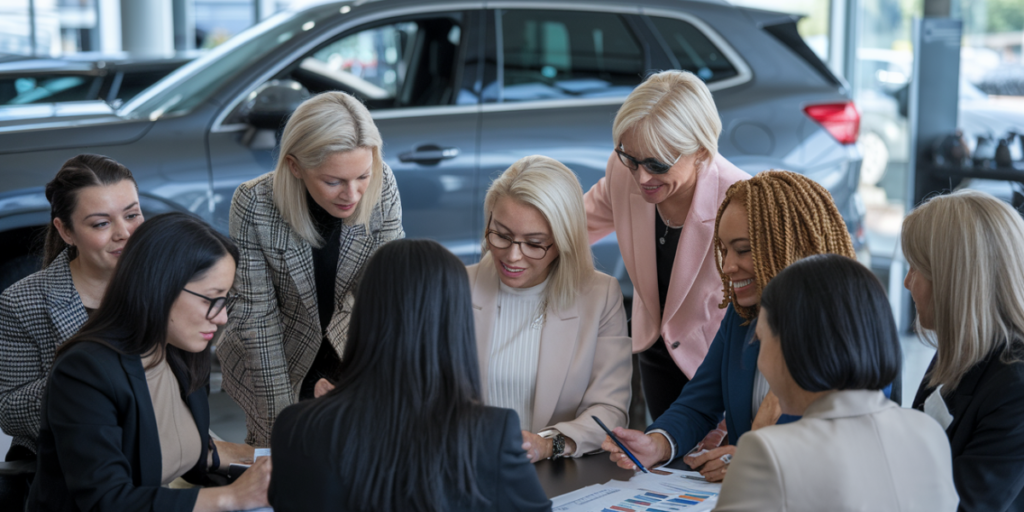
top-left (552, 468), bottom-right (721, 512)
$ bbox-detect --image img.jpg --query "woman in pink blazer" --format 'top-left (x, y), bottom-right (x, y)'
top-left (584, 70), bottom-right (749, 419)
top-left (468, 155), bottom-right (632, 462)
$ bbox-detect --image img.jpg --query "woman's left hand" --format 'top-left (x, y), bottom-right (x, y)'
top-left (521, 431), bottom-right (552, 463)
top-left (214, 440), bottom-right (255, 466)
top-left (688, 445), bottom-right (736, 482)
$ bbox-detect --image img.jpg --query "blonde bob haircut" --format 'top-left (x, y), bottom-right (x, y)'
top-left (272, 91), bottom-right (384, 248)
top-left (901, 189), bottom-right (1024, 391)
top-left (481, 155), bottom-right (595, 313)
top-left (612, 70), bottom-right (722, 168)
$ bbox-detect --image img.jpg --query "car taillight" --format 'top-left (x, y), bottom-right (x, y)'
top-left (804, 101), bottom-right (860, 144)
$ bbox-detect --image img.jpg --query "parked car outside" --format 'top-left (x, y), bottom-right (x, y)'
top-left (0, 0), bottom-right (864, 294)
top-left (0, 52), bottom-right (197, 106)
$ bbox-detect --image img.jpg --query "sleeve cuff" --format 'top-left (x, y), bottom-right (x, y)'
top-left (646, 428), bottom-right (677, 466)
top-left (539, 428), bottom-right (578, 458)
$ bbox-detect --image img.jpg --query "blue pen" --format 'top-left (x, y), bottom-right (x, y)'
top-left (592, 415), bottom-right (649, 473)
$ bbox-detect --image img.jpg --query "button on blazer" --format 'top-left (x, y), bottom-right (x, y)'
top-left (584, 152), bottom-right (749, 378)
top-left (467, 262), bottom-right (632, 455)
top-left (715, 390), bottom-right (958, 512)
top-left (219, 165), bottom-right (404, 446)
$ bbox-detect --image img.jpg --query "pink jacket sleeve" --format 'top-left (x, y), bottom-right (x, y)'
top-left (584, 152), bottom-right (620, 244)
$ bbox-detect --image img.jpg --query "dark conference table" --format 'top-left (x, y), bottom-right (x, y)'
top-left (534, 455), bottom-right (638, 498)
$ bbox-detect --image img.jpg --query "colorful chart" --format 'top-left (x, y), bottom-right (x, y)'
top-left (597, 487), bottom-right (716, 512)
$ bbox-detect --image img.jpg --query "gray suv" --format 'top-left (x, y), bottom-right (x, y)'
top-left (0, 0), bottom-right (864, 294)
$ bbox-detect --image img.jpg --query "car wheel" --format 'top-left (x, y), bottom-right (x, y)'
top-left (0, 254), bottom-right (42, 293)
top-left (859, 131), bottom-right (889, 186)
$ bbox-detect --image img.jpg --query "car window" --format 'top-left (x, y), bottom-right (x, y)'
top-left (0, 75), bottom-right (100, 105)
top-left (494, 10), bottom-right (644, 103)
top-left (648, 16), bottom-right (738, 84)
top-left (122, 5), bottom-right (341, 120)
top-left (113, 69), bottom-right (180, 104)
top-left (286, 13), bottom-right (466, 109)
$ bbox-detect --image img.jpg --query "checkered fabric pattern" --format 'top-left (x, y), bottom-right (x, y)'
top-left (0, 249), bottom-right (88, 453)
top-left (218, 165), bottom-right (404, 447)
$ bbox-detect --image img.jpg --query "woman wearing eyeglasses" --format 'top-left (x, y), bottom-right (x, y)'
top-left (466, 155), bottom-right (632, 462)
top-left (218, 91), bottom-right (404, 447)
top-left (584, 70), bottom-right (749, 419)
top-left (28, 213), bottom-right (270, 512)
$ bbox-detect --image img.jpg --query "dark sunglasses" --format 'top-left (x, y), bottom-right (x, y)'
top-left (615, 148), bottom-right (679, 175)
top-left (183, 288), bottom-right (235, 320)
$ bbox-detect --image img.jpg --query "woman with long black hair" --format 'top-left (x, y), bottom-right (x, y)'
top-left (28, 212), bottom-right (270, 512)
top-left (269, 239), bottom-right (551, 512)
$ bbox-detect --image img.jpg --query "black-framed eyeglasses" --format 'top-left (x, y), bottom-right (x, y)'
top-left (615, 147), bottom-right (679, 175)
top-left (183, 288), bottom-right (235, 320)
top-left (485, 213), bottom-right (554, 260)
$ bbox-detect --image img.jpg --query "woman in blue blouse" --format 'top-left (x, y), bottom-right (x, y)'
top-left (603, 171), bottom-right (896, 481)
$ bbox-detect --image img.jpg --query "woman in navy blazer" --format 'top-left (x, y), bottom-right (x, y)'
top-left (603, 171), bottom-right (890, 481)
top-left (28, 213), bottom-right (269, 512)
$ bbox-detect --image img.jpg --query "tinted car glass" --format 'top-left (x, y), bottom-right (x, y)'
top-left (0, 75), bottom-right (99, 104)
top-left (113, 70), bottom-right (177, 103)
top-left (290, 13), bottom-right (464, 109)
top-left (122, 6), bottom-right (340, 120)
top-left (496, 10), bottom-right (644, 102)
top-left (648, 16), bottom-right (737, 83)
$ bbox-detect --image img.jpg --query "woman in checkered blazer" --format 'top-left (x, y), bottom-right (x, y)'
top-left (0, 154), bottom-right (142, 461)
top-left (218, 92), bottom-right (404, 447)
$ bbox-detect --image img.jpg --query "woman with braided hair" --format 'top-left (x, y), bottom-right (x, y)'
top-left (601, 170), bottom-right (897, 481)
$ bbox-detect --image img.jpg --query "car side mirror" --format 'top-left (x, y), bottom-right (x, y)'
top-left (242, 80), bottom-right (310, 130)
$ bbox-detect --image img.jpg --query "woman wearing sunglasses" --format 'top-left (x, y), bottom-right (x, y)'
top-left (28, 213), bottom-right (270, 512)
top-left (466, 155), bottom-right (632, 462)
top-left (585, 70), bottom-right (749, 419)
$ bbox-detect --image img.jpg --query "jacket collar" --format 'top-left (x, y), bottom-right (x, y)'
top-left (119, 352), bottom-right (162, 486)
top-left (803, 389), bottom-right (895, 420)
top-left (470, 259), bottom-right (580, 431)
top-left (43, 248), bottom-right (89, 341)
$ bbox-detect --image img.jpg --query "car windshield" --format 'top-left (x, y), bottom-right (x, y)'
top-left (120, 4), bottom-right (343, 121)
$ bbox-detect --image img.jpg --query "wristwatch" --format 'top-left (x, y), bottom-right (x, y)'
top-left (549, 433), bottom-right (566, 459)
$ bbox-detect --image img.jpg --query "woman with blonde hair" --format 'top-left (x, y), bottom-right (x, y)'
top-left (219, 91), bottom-right (404, 446)
top-left (603, 171), bottom-right (895, 482)
top-left (585, 70), bottom-right (749, 418)
top-left (904, 189), bottom-right (1024, 511)
top-left (467, 154), bottom-right (632, 462)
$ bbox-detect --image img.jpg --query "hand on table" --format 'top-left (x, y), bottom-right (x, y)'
top-left (213, 440), bottom-right (255, 467)
top-left (521, 431), bottom-right (552, 463)
top-left (601, 428), bottom-right (670, 471)
top-left (685, 445), bottom-right (735, 482)
top-left (313, 378), bottom-right (335, 398)
top-left (229, 456), bottom-right (272, 511)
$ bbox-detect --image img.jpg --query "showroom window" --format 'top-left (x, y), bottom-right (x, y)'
top-left (648, 16), bottom-right (739, 83)
top-left (497, 9), bottom-right (645, 102)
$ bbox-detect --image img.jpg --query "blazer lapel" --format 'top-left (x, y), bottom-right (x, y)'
top-left (628, 189), bottom-right (660, 329)
top-left (120, 353), bottom-right (161, 486)
top-left (325, 223), bottom-right (371, 353)
top-left (942, 355), bottom-right (993, 438)
top-left (44, 251), bottom-right (88, 343)
top-left (663, 162), bottom-right (722, 324)
top-left (531, 304), bottom-right (580, 432)
top-left (278, 229), bottom-right (320, 336)
top-left (470, 262), bottom-right (499, 397)
top-left (731, 319), bottom-right (759, 433)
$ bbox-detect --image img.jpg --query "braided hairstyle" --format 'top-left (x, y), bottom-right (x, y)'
top-left (714, 170), bottom-right (856, 320)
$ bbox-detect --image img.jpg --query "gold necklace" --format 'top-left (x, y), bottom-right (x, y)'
top-left (657, 206), bottom-right (683, 245)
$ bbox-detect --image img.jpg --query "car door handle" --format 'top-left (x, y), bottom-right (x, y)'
top-left (398, 144), bottom-right (459, 165)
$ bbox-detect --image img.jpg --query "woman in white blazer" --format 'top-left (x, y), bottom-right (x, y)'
top-left (466, 155), bottom-right (632, 462)
top-left (714, 254), bottom-right (957, 512)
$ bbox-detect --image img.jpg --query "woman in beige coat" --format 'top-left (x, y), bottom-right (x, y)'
top-left (467, 155), bottom-right (632, 462)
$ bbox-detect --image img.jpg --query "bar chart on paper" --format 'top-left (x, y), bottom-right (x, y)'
top-left (552, 469), bottom-right (721, 512)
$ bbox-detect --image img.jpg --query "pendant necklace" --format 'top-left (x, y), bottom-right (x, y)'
top-left (658, 206), bottom-right (684, 245)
